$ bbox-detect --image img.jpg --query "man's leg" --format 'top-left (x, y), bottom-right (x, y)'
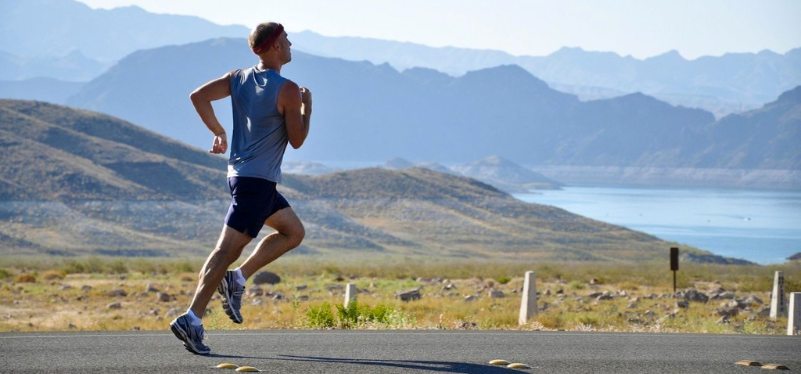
top-left (237, 207), bottom-right (305, 279)
top-left (171, 224), bottom-right (251, 354)
top-left (189, 225), bottom-right (252, 317)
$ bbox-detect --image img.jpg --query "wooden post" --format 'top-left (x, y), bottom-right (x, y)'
top-left (670, 247), bottom-right (679, 294)
top-left (788, 292), bottom-right (800, 336)
top-left (345, 283), bottom-right (357, 308)
top-left (518, 271), bottom-right (537, 325)
top-left (770, 271), bottom-right (786, 320)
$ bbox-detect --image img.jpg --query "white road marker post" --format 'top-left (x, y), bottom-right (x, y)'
top-left (788, 292), bottom-right (801, 336)
top-left (770, 271), bottom-right (786, 320)
top-left (519, 271), bottom-right (538, 326)
top-left (345, 283), bottom-right (357, 308)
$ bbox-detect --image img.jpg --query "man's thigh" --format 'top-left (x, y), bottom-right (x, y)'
top-left (264, 207), bottom-right (302, 234)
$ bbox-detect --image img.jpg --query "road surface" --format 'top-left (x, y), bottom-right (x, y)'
top-left (1, 330), bottom-right (798, 373)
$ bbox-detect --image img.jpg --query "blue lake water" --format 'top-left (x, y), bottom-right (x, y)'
top-left (513, 187), bottom-right (801, 265)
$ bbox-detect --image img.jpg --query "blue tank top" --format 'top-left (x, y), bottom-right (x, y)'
top-left (227, 67), bottom-right (289, 183)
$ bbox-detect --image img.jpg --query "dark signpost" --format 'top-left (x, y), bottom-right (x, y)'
top-left (670, 247), bottom-right (679, 294)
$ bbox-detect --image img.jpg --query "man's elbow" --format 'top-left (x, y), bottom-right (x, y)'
top-left (289, 139), bottom-right (304, 149)
top-left (189, 90), bottom-right (201, 104)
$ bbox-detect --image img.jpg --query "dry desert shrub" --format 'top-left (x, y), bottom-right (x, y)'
top-left (42, 270), bottom-right (65, 281)
top-left (15, 274), bottom-right (36, 283)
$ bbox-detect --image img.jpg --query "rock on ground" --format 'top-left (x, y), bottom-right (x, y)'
top-left (106, 302), bottom-right (122, 309)
top-left (108, 289), bottom-right (127, 297)
top-left (396, 289), bottom-right (422, 302)
top-left (252, 271), bottom-right (281, 285)
top-left (684, 289), bottom-right (709, 303)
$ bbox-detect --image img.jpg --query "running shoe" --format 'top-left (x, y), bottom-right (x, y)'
top-left (217, 270), bottom-right (244, 324)
top-left (169, 313), bottom-right (210, 355)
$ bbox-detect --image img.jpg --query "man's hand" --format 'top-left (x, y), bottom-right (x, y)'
top-left (300, 86), bottom-right (312, 112)
top-left (280, 82), bottom-right (311, 149)
top-left (209, 132), bottom-right (228, 154)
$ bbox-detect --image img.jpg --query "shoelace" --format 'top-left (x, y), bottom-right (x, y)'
top-left (188, 322), bottom-right (207, 342)
top-left (232, 285), bottom-right (244, 309)
top-left (196, 326), bottom-right (206, 342)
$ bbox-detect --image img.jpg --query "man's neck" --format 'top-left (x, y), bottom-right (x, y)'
top-left (257, 59), bottom-right (282, 73)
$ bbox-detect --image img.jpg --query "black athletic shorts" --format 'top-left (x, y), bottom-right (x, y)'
top-left (225, 176), bottom-right (291, 238)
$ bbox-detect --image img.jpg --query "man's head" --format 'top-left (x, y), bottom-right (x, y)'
top-left (249, 22), bottom-right (291, 63)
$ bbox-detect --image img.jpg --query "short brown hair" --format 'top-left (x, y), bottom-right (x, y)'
top-left (249, 22), bottom-right (281, 49)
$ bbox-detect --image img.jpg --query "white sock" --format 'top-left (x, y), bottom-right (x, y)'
top-left (234, 268), bottom-right (247, 286)
top-left (186, 309), bottom-right (202, 326)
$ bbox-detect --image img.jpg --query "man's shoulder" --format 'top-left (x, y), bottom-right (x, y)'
top-left (279, 79), bottom-right (300, 95)
top-left (231, 67), bottom-right (252, 77)
top-left (281, 79), bottom-right (299, 89)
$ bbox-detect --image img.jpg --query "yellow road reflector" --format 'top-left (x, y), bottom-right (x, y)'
top-left (762, 364), bottom-right (790, 370)
top-left (507, 363), bottom-right (532, 369)
top-left (235, 367), bottom-right (260, 372)
top-left (489, 360), bottom-right (510, 365)
top-left (216, 363), bottom-right (238, 369)
top-left (736, 360), bottom-right (762, 366)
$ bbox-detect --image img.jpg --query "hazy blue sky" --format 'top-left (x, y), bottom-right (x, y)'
top-left (76, 0), bottom-right (800, 59)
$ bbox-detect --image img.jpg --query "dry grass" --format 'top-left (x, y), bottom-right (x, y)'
top-left (0, 257), bottom-right (798, 334)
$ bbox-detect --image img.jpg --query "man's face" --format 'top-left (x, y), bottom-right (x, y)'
top-left (279, 32), bottom-right (292, 63)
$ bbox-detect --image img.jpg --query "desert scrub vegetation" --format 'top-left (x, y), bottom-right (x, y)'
top-left (0, 256), bottom-right (798, 334)
top-left (303, 301), bottom-right (408, 329)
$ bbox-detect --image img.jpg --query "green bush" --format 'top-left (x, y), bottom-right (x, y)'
top-left (496, 276), bottom-right (512, 285)
top-left (364, 303), bottom-right (392, 324)
top-left (172, 261), bottom-right (196, 274)
top-left (336, 301), bottom-right (360, 328)
top-left (107, 260), bottom-right (128, 274)
top-left (61, 258), bottom-right (105, 274)
top-left (576, 315), bottom-right (598, 326)
top-left (332, 302), bottom-right (398, 329)
top-left (306, 302), bottom-right (335, 328)
top-left (0, 268), bottom-right (11, 280)
top-left (569, 280), bottom-right (585, 290)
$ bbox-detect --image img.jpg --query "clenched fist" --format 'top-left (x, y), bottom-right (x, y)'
top-left (209, 132), bottom-right (228, 154)
top-left (300, 86), bottom-right (312, 109)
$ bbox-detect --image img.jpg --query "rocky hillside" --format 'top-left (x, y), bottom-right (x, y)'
top-left (0, 100), bottom-right (711, 261)
top-left (0, 100), bottom-right (227, 201)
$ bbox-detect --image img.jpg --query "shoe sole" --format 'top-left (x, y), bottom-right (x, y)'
top-left (170, 320), bottom-right (210, 355)
top-left (217, 276), bottom-right (243, 324)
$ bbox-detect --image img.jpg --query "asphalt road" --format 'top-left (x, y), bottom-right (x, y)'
top-left (1, 330), bottom-right (799, 373)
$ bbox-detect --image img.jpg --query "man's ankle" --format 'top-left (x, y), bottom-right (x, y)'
top-left (233, 267), bottom-right (247, 286)
top-left (186, 309), bottom-right (203, 326)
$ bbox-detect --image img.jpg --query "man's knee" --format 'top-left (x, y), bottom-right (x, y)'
top-left (285, 221), bottom-right (305, 248)
top-left (214, 226), bottom-right (251, 260)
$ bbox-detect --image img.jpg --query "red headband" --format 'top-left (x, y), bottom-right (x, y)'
top-left (252, 24), bottom-right (284, 54)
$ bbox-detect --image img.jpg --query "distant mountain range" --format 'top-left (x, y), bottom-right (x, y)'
top-left (374, 156), bottom-right (554, 193)
top-left (452, 156), bottom-right (563, 192)
top-left (0, 99), bottom-right (700, 262)
top-left (2, 0), bottom-right (799, 119)
top-left (0, 78), bottom-right (85, 105)
top-left (292, 31), bottom-right (801, 118)
top-left (0, 50), bottom-right (109, 81)
top-left (0, 0), bottom-right (247, 63)
top-left (62, 38), bottom-right (800, 181)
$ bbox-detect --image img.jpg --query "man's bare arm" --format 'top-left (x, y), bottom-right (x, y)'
top-left (190, 72), bottom-right (233, 154)
top-left (279, 80), bottom-right (312, 149)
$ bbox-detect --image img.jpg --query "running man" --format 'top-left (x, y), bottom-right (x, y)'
top-left (170, 22), bottom-right (311, 355)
